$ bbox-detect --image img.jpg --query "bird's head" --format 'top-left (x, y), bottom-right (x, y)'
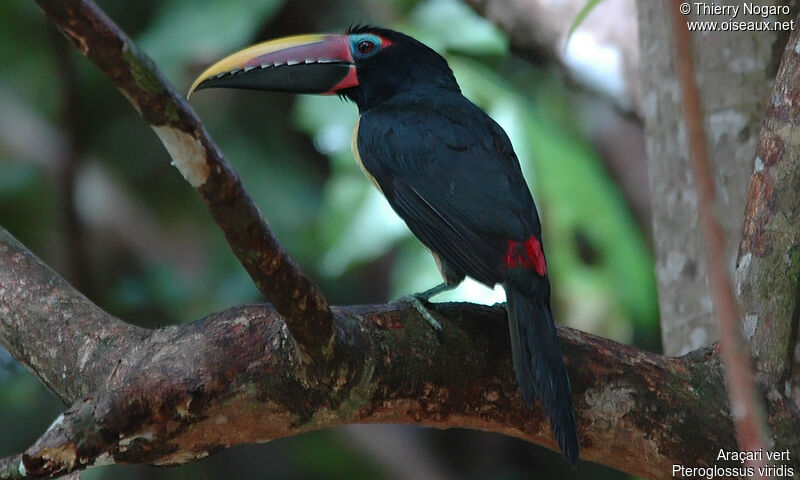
top-left (188, 26), bottom-right (459, 111)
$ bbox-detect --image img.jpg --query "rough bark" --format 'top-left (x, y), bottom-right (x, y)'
top-left (2, 226), bottom-right (798, 480)
top-left (736, 21), bottom-right (800, 391)
top-left (0, 228), bottom-right (146, 404)
top-left (638, 1), bottom-right (792, 355)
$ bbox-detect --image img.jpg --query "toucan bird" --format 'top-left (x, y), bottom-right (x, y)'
top-left (189, 26), bottom-right (579, 464)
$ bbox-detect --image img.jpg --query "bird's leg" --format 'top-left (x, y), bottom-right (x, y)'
top-left (399, 254), bottom-right (464, 342)
top-left (399, 282), bottom-right (457, 343)
top-left (416, 282), bottom-right (454, 301)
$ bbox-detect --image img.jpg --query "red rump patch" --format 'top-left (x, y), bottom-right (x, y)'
top-left (505, 235), bottom-right (547, 276)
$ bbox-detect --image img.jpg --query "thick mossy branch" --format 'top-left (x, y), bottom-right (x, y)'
top-left (32, 0), bottom-right (333, 355)
top-left (2, 227), bottom-right (800, 480)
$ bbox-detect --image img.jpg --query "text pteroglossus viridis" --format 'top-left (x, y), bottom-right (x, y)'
top-left (189, 26), bottom-right (579, 464)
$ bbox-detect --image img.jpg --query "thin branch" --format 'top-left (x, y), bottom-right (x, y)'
top-left (3, 226), bottom-right (798, 480)
top-left (668, 0), bottom-right (770, 470)
top-left (51, 28), bottom-right (91, 296)
top-left (32, 0), bottom-right (333, 356)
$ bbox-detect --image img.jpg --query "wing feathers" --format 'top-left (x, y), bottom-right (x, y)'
top-left (356, 92), bottom-right (539, 286)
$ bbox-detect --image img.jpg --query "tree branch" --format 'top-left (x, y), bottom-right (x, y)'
top-left (2, 226), bottom-right (798, 480)
top-left (668, 0), bottom-right (770, 465)
top-left (0, 227), bottom-right (144, 405)
top-left (32, 0), bottom-right (333, 356)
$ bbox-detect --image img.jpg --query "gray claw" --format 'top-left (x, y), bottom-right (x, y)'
top-left (400, 294), bottom-right (444, 344)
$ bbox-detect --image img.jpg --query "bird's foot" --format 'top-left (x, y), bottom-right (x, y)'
top-left (397, 283), bottom-right (455, 344)
top-left (400, 293), bottom-right (444, 343)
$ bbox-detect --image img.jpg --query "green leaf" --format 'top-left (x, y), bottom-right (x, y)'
top-left (568, 0), bottom-right (605, 43)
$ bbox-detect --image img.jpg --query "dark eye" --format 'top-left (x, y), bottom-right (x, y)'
top-left (357, 40), bottom-right (375, 55)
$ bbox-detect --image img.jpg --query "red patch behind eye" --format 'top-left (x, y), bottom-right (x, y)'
top-left (505, 235), bottom-right (547, 276)
top-left (324, 65), bottom-right (359, 94)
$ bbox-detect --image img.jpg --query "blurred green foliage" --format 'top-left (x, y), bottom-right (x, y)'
top-left (0, 0), bottom-right (654, 478)
top-left (140, 0), bottom-right (285, 80)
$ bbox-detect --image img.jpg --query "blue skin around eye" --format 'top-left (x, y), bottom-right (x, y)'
top-left (349, 34), bottom-right (383, 59)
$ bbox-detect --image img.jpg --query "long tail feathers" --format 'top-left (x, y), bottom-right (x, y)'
top-left (505, 275), bottom-right (579, 465)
